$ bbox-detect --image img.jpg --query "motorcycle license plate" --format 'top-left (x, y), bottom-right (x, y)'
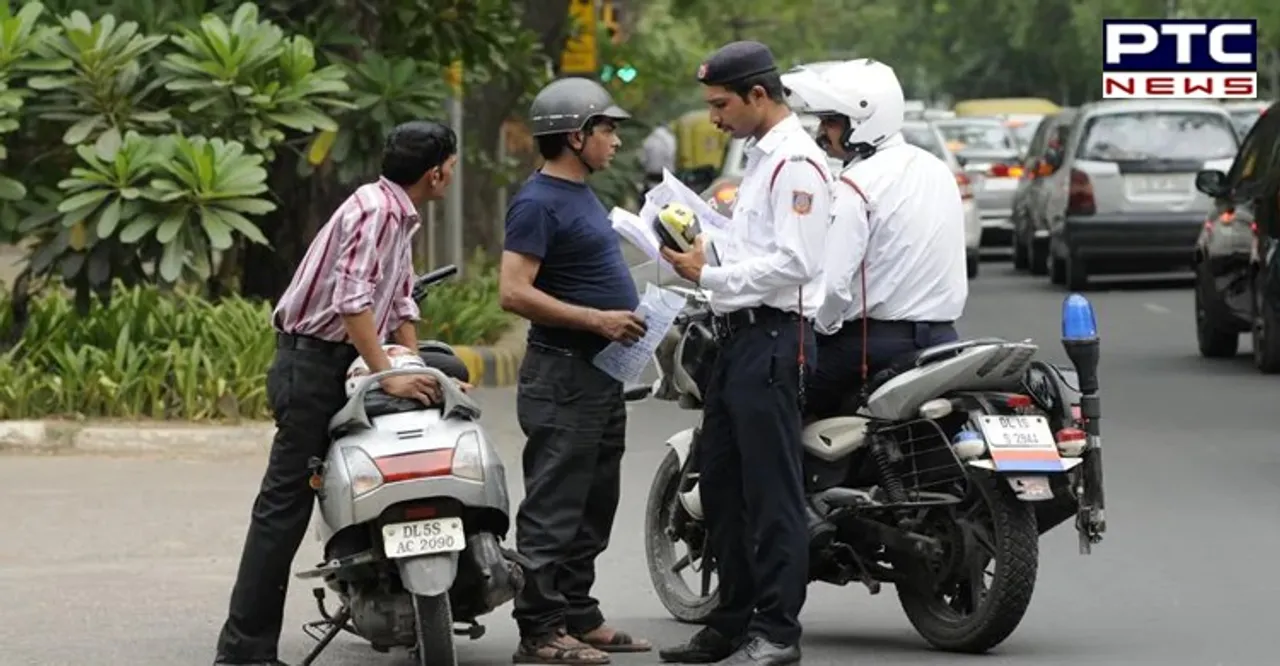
top-left (977, 415), bottom-right (1065, 473)
top-left (382, 518), bottom-right (466, 559)
top-left (978, 415), bottom-right (1057, 450)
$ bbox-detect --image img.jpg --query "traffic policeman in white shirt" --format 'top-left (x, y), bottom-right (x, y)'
top-left (782, 58), bottom-right (968, 420)
top-left (660, 41), bottom-right (832, 666)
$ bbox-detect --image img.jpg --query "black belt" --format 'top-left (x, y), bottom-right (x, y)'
top-left (712, 306), bottom-right (801, 339)
top-left (275, 331), bottom-right (358, 360)
top-left (527, 341), bottom-right (599, 360)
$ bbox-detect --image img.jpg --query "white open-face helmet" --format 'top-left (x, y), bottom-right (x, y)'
top-left (345, 344), bottom-right (426, 397)
top-left (782, 58), bottom-right (905, 149)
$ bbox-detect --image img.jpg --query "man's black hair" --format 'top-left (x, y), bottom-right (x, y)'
top-left (725, 71), bottom-right (786, 103)
top-left (535, 116), bottom-right (614, 161)
top-left (381, 121), bottom-right (457, 186)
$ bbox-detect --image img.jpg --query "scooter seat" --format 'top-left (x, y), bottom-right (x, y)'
top-left (363, 390), bottom-right (435, 419)
top-left (329, 366), bottom-right (482, 436)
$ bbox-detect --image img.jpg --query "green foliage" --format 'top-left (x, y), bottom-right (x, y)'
top-left (19, 130), bottom-right (276, 291)
top-left (0, 281), bottom-right (275, 419)
top-left (0, 264), bottom-right (511, 419)
top-left (310, 52), bottom-right (448, 185)
top-left (0, 0), bottom-right (60, 201)
top-left (160, 3), bottom-right (351, 156)
top-left (418, 249), bottom-right (512, 347)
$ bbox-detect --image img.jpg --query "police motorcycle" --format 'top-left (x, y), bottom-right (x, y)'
top-left (292, 265), bottom-right (524, 666)
top-left (634, 282), bottom-right (1108, 654)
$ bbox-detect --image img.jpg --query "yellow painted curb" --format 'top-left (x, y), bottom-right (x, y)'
top-left (451, 344), bottom-right (523, 387)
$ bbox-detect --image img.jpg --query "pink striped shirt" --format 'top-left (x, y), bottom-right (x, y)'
top-left (273, 177), bottom-right (421, 342)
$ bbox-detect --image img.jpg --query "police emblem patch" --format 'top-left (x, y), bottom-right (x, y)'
top-left (792, 190), bottom-right (813, 214)
top-left (697, 62), bottom-right (708, 80)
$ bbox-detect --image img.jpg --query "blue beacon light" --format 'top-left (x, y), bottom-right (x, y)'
top-left (1061, 293), bottom-right (1098, 342)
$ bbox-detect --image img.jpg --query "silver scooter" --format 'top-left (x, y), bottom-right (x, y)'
top-left (295, 266), bottom-right (524, 666)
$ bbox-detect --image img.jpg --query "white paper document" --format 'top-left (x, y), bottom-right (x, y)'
top-left (648, 169), bottom-right (733, 231)
top-left (592, 283), bottom-right (687, 384)
top-left (609, 206), bottom-right (677, 275)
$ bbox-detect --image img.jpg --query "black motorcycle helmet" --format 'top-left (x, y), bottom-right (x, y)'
top-left (529, 77), bottom-right (631, 172)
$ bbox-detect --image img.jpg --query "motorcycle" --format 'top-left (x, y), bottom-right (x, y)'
top-left (634, 286), bottom-right (1106, 654)
top-left (293, 265), bottom-right (524, 666)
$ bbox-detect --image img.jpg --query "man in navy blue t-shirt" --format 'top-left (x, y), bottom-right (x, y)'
top-left (498, 77), bottom-right (652, 664)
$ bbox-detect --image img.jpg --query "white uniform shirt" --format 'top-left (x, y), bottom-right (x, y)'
top-left (641, 126), bottom-right (676, 176)
top-left (814, 133), bottom-right (968, 335)
top-left (701, 114), bottom-right (833, 317)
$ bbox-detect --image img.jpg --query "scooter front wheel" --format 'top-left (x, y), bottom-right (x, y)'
top-left (412, 593), bottom-right (457, 666)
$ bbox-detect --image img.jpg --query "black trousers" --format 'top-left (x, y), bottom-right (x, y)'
top-left (700, 319), bottom-right (814, 646)
top-left (806, 320), bottom-right (959, 420)
top-left (215, 342), bottom-right (355, 663)
top-left (512, 347), bottom-right (626, 639)
top-left (215, 342), bottom-right (470, 662)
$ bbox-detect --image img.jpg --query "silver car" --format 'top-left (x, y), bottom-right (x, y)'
top-left (933, 118), bottom-right (1024, 247)
top-left (1039, 99), bottom-right (1239, 289)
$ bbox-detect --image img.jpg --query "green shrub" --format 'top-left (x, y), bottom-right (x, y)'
top-left (0, 261), bottom-right (511, 420)
top-left (0, 282), bottom-right (275, 420)
top-left (418, 249), bottom-right (512, 346)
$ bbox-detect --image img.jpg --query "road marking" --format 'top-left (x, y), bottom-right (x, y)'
top-left (1143, 302), bottom-right (1171, 314)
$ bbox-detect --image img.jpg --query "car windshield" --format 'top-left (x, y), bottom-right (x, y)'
top-left (902, 124), bottom-right (946, 159)
top-left (1078, 111), bottom-right (1237, 161)
top-left (1006, 122), bottom-right (1038, 148)
top-left (935, 122), bottom-right (1017, 151)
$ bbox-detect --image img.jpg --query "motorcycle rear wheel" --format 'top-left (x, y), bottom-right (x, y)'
top-left (411, 593), bottom-right (457, 666)
top-left (645, 448), bottom-right (720, 623)
top-left (896, 473), bottom-right (1039, 653)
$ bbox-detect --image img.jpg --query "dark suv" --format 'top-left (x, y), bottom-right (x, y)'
top-left (1192, 102), bottom-right (1280, 372)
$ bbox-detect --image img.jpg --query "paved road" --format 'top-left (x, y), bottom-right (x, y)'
top-left (4, 266), bottom-right (1279, 666)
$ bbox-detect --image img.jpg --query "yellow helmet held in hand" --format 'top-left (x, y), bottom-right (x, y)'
top-left (655, 202), bottom-right (701, 253)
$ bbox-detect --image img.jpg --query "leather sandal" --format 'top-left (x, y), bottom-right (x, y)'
top-left (513, 630), bottom-right (611, 664)
top-left (572, 626), bottom-right (653, 653)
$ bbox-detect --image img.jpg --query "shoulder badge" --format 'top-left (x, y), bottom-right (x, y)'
top-left (792, 190), bottom-right (813, 215)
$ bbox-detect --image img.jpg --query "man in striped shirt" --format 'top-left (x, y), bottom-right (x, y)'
top-left (214, 121), bottom-right (458, 666)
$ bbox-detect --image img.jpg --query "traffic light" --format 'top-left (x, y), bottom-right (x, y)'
top-left (599, 63), bottom-right (636, 84)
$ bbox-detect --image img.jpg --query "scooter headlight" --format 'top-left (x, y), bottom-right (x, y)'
top-left (451, 430), bottom-right (485, 481)
top-left (344, 447), bottom-right (385, 497)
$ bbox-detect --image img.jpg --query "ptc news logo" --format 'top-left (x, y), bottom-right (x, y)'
top-left (1103, 19), bottom-right (1257, 99)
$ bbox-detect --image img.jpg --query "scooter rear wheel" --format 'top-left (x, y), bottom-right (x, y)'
top-left (412, 593), bottom-right (457, 666)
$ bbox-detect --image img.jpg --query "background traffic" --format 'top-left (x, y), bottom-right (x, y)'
top-left (656, 92), bottom-right (1277, 376)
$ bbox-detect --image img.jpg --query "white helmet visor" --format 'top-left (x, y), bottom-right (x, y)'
top-left (782, 68), bottom-right (843, 117)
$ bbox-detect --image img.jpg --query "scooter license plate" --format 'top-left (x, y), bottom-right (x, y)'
top-left (382, 518), bottom-right (466, 559)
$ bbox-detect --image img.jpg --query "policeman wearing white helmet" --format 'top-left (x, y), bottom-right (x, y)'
top-left (782, 58), bottom-right (968, 420)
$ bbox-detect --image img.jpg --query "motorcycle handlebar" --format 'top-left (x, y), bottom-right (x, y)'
top-left (411, 265), bottom-right (459, 302)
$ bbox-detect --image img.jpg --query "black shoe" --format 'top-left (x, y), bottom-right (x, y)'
top-left (213, 661), bottom-right (289, 666)
top-left (715, 636), bottom-right (800, 665)
top-left (659, 626), bottom-right (740, 663)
